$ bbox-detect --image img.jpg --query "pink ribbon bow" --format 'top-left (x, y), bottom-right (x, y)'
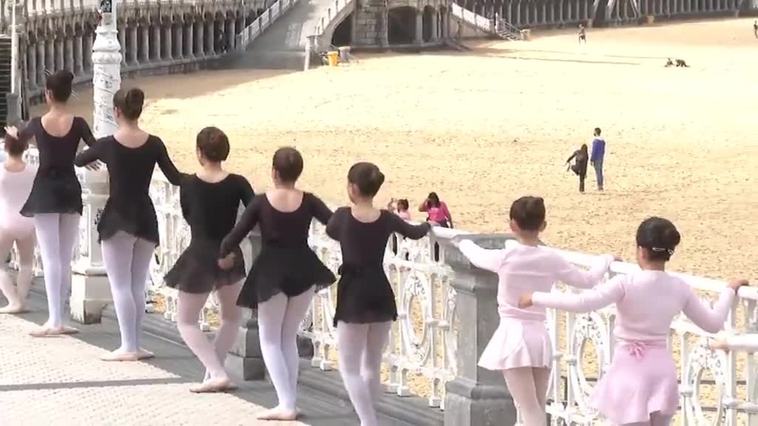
top-left (626, 341), bottom-right (648, 359)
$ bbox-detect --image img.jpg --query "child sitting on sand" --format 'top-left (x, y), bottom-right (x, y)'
top-left (387, 198), bottom-right (412, 221)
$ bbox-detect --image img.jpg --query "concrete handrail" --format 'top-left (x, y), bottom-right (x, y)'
top-left (235, 0), bottom-right (299, 51)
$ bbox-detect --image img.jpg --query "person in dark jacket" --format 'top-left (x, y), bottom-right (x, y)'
top-left (566, 144), bottom-right (589, 193)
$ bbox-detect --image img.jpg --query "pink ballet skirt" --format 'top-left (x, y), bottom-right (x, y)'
top-left (478, 318), bottom-right (552, 370)
top-left (591, 340), bottom-right (679, 424)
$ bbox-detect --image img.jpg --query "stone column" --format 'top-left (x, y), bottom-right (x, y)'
top-left (186, 22), bottom-right (194, 57)
top-left (71, 0), bottom-right (121, 324)
top-left (174, 24), bottom-right (184, 59)
top-left (431, 10), bottom-right (439, 42)
top-left (118, 27), bottom-right (126, 67)
top-left (196, 21), bottom-right (205, 56)
top-left (443, 235), bottom-right (518, 426)
top-left (73, 34), bottom-right (83, 76)
top-left (27, 44), bottom-right (38, 90)
top-left (38, 41), bottom-right (47, 84)
top-left (163, 25), bottom-right (172, 60)
top-left (129, 26), bottom-right (139, 65)
top-left (228, 19), bottom-right (236, 50)
top-left (414, 10), bottom-right (423, 45)
top-left (64, 36), bottom-right (74, 73)
top-left (83, 32), bottom-right (93, 73)
top-left (152, 24), bottom-right (162, 62)
top-left (140, 25), bottom-right (150, 63)
top-left (208, 21), bottom-right (216, 55)
top-left (54, 38), bottom-right (63, 71)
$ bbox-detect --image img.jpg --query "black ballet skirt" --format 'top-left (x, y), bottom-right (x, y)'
top-left (332, 264), bottom-right (397, 327)
top-left (165, 240), bottom-right (246, 294)
top-left (17, 116), bottom-right (96, 217)
top-left (236, 244), bottom-right (336, 309)
top-left (20, 170), bottom-right (83, 216)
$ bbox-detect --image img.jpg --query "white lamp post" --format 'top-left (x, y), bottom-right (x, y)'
top-left (91, 0), bottom-right (122, 138)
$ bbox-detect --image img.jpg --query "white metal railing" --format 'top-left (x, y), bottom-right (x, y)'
top-left (451, 3), bottom-right (494, 33)
top-left (8, 147), bottom-right (758, 422)
top-left (234, 0), bottom-right (297, 51)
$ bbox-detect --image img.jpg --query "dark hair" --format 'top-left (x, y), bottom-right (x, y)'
top-left (46, 70), bottom-right (74, 103)
top-left (113, 88), bottom-right (145, 121)
top-left (397, 199), bottom-right (409, 210)
top-left (580, 144), bottom-right (588, 153)
top-left (347, 162), bottom-right (385, 197)
top-left (636, 217), bottom-right (681, 261)
top-left (509, 196), bottom-right (546, 232)
top-left (196, 127), bottom-right (230, 162)
top-left (3, 133), bottom-right (28, 157)
top-left (427, 192), bottom-right (440, 207)
top-left (594, 127), bottom-right (602, 136)
top-left (272, 147), bottom-right (304, 183)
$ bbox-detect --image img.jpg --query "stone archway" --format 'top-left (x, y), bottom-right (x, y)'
top-left (388, 6), bottom-right (417, 44)
top-left (331, 12), bottom-right (354, 46)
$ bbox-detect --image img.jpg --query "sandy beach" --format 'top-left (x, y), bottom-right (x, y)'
top-left (43, 17), bottom-right (758, 282)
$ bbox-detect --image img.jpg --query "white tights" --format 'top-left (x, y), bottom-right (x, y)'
top-left (33, 213), bottom-right (79, 328)
top-left (0, 230), bottom-right (35, 309)
top-left (257, 289), bottom-right (314, 411)
top-left (503, 367), bottom-right (551, 426)
top-left (620, 413), bottom-right (673, 426)
top-left (336, 321), bottom-right (392, 426)
top-left (177, 283), bottom-right (242, 380)
top-left (101, 231), bottom-right (155, 353)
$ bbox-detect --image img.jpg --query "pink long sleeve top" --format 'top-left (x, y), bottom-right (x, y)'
top-left (458, 240), bottom-right (613, 321)
top-left (532, 270), bottom-right (735, 341)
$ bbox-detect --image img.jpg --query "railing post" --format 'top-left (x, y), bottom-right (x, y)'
top-left (443, 235), bottom-right (517, 426)
top-left (227, 232), bottom-right (266, 380)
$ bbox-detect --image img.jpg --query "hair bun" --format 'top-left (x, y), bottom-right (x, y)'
top-left (125, 88), bottom-right (144, 108)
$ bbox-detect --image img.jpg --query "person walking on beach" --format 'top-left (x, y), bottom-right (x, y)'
top-left (578, 24), bottom-right (587, 44)
top-left (566, 144), bottom-right (589, 193)
top-left (590, 128), bottom-right (606, 191)
top-left (753, 20), bottom-right (757, 38)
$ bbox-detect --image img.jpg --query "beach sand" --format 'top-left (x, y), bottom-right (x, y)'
top-left (44, 17), bottom-right (757, 282)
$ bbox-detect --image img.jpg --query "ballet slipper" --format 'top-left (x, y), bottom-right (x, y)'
top-left (100, 350), bottom-right (140, 362)
top-left (256, 406), bottom-right (299, 421)
top-left (189, 377), bottom-right (233, 393)
top-left (137, 349), bottom-right (155, 360)
top-left (0, 304), bottom-right (28, 314)
top-left (29, 325), bottom-right (78, 337)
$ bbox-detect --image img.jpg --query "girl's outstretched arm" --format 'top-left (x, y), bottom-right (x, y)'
top-left (681, 280), bottom-right (744, 333)
top-left (456, 239), bottom-right (507, 274)
top-left (553, 252), bottom-right (614, 289)
top-left (524, 274), bottom-right (625, 313)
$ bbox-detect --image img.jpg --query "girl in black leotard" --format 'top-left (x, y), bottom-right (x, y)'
top-left (164, 127), bottom-right (254, 393)
top-left (219, 147), bottom-right (335, 421)
top-left (4, 70), bottom-right (96, 337)
top-left (74, 88), bottom-right (183, 361)
top-left (326, 162), bottom-right (430, 426)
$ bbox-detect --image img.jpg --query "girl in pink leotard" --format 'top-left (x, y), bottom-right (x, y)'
top-left (0, 134), bottom-right (38, 313)
top-left (520, 217), bottom-right (748, 425)
top-left (452, 196), bottom-right (614, 426)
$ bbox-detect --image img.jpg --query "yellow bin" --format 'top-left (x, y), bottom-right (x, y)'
top-left (327, 51), bottom-right (339, 67)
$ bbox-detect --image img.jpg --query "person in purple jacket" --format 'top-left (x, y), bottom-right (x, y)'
top-left (590, 127), bottom-right (606, 191)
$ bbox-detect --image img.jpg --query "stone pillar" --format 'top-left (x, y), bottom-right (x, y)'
top-left (53, 37), bottom-right (65, 71)
top-left (443, 235), bottom-right (518, 426)
top-left (72, 0), bottom-right (121, 324)
top-left (414, 10), bottom-right (423, 45)
top-left (73, 34), bottom-right (83, 76)
top-left (140, 25), bottom-right (150, 63)
top-left (64, 36), bottom-right (74, 73)
top-left (207, 21), bottom-right (215, 55)
top-left (196, 21), bottom-right (205, 56)
top-left (228, 19), bottom-right (236, 50)
top-left (185, 22), bottom-right (194, 57)
top-left (227, 233), bottom-right (265, 380)
top-left (129, 26), bottom-right (139, 65)
top-left (174, 24), bottom-right (184, 59)
top-left (163, 25), bottom-right (172, 60)
top-left (38, 41), bottom-right (46, 85)
top-left (118, 27), bottom-right (126, 67)
top-left (83, 32), bottom-right (93, 73)
top-left (152, 25), bottom-right (162, 61)
top-left (27, 44), bottom-right (38, 90)
top-left (431, 10), bottom-right (439, 42)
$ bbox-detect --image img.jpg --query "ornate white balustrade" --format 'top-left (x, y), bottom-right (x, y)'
top-left (6, 146), bottom-right (758, 424)
top-left (234, 0), bottom-right (298, 51)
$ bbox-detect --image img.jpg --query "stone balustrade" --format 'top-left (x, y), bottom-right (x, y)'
top-left (1, 0), bottom-right (269, 108)
top-left (8, 148), bottom-right (758, 424)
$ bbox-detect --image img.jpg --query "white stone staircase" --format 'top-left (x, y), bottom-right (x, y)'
top-left (450, 3), bottom-right (524, 41)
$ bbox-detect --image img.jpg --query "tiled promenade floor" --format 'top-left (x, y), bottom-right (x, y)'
top-left (0, 313), bottom-right (306, 426)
